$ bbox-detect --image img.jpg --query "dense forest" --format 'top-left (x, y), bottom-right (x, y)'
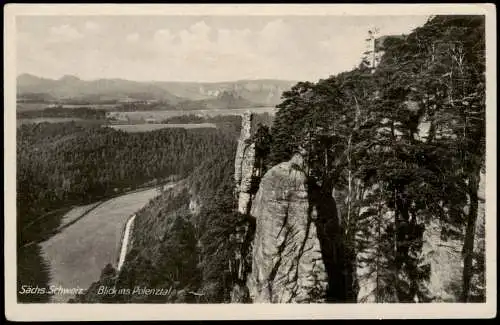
top-left (17, 106), bottom-right (107, 120)
top-left (17, 121), bottom-right (239, 302)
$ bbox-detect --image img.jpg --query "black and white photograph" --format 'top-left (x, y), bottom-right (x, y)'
top-left (4, 3), bottom-right (496, 321)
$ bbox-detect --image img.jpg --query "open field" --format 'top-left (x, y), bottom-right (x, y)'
top-left (107, 123), bottom-right (217, 133)
top-left (40, 187), bottom-right (161, 303)
top-left (106, 106), bottom-right (277, 122)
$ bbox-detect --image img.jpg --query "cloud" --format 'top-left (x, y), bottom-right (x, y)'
top-left (126, 32), bottom-right (140, 43)
top-left (153, 29), bottom-right (174, 44)
top-left (152, 22), bottom-right (217, 61)
top-left (178, 20), bottom-right (212, 52)
top-left (16, 16), bottom-right (431, 82)
top-left (190, 20), bottom-right (211, 36)
top-left (151, 20), bottom-right (288, 60)
top-left (142, 19), bottom-right (319, 80)
top-left (84, 21), bottom-right (100, 32)
top-left (257, 19), bottom-right (295, 54)
top-left (216, 28), bottom-right (252, 55)
top-left (49, 24), bottom-right (83, 42)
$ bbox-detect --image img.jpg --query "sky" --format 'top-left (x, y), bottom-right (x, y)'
top-left (16, 15), bottom-right (430, 82)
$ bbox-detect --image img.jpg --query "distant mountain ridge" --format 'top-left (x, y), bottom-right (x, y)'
top-left (153, 79), bottom-right (297, 106)
top-left (17, 74), bottom-right (297, 108)
top-left (17, 74), bottom-right (183, 104)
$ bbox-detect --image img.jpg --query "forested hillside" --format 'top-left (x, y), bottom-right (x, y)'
top-left (17, 121), bottom-right (238, 302)
top-left (71, 126), bottom-right (246, 303)
top-left (267, 15), bottom-right (486, 302)
top-left (18, 122), bottom-right (237, 240)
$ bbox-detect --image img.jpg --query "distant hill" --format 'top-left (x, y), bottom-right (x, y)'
top-left (17, 74), bottom-right (297, 109)
top-left (17, 74), bottom-right (183, 104)
top-left (154, 79), bottom-right (297, 107)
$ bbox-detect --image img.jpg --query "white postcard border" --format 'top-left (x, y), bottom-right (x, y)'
top-left (4, 3), bottom-right (497, 321)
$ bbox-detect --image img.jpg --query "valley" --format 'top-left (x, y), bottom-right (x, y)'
top-left (14, 14), bottom-right (488, 307)
top-left (40, 187), bottom-right (163, 303)
top-left (16, 117), bottom-right (240, 303)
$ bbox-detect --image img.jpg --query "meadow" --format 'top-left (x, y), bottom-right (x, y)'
top-left (107, 123), bottom-right (217, 133)
top-left (106, 106), bottom-right (277, 121)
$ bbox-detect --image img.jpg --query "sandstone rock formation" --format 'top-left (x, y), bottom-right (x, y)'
top-left (234, 111), bottom-right (257, 215)
top-left (237, 143), bottom-right (256, 214)
top-left (230, 112), bottom-right (259, 302)
top-left (418, 170), bottom-right (486, 302)
top-left (228, 218), bottom-right (255, 303)
top-left (233, 104), bottom-right (486, 303)
top-left (234, 112), bottom-right (252, 187)
top-left (355, 171), bottom-right (487, 303)
top-left (418, 218), bottom-right (464, 302)
top-left (471, 170), bottom-right (486, 299)
top-left (247, 153), bottom-right (330, 303)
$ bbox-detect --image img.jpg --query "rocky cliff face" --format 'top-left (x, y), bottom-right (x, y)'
top-left (234, 112), bottom-right (258, 215)
top-left (230, 112), bottom-right (258, 302)
top-left (471, 170), bottom-right (486, 300)
top-left (418, 219), bottom-right (463, 301)
top-left (231, 104), bottom-right (486, 304)
top-left (419, 170), bottom-right (486, 302)
top-left (247, 154), bottom-right (336, 303)
top-left (233, 113), bottom-right (344, 303)
top-left (354, 171), bottom-right (487, 303)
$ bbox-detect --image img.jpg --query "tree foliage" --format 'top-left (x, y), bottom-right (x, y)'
top-left (268, 15), bottom-right (486, 302)
top-left (17, 121), bottom-right (238, 302)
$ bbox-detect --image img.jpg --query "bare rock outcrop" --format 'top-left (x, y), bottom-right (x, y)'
top-left (234, 112), bottom-right (252, 187)
top-left (234, 112), bottom-right (258, 215)
top-left (237, 143), bottom-right (256, 214)
top-left (418, 219), bottom-right (463, 302)
top-left (355, 171), bottom-right (487, 303)
top-left (418, 170), bottom-right (486, 302)
top-left (470, 170), bottom-right (486, 300)
top-left (247, 154), bottom-right (330, 303)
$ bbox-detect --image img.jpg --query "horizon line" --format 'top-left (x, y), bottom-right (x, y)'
top-left (17, 72), bottom-right (303, 84)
